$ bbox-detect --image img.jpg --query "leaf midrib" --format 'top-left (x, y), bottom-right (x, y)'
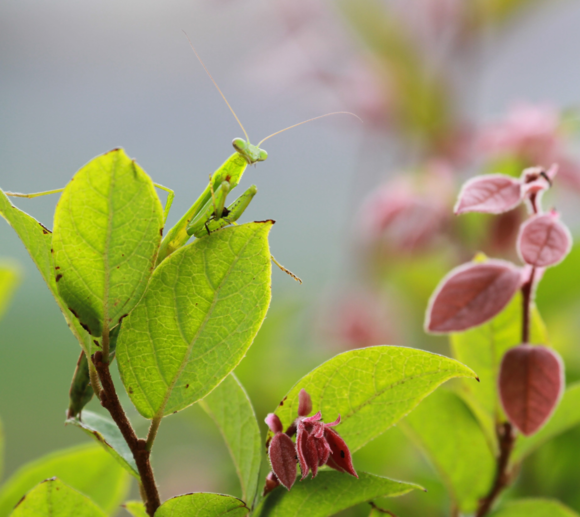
top-left (154, 227), bottom-right (260, 419)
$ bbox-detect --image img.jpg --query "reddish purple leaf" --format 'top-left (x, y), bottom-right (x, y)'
top-left (499, 344), bottom-right (564, 436)
top-left (426, 260), bottom-right (522, 333)
top-left (454, 174), bottom-right (522, 215)
top-left (268, 433), bottom-right (297, 490)
top-left (517, 212), bottom-right (572, 268)
top-left (324, 428), bottom-right (358, 478)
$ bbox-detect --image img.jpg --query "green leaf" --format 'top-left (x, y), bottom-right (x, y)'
top-left (0, 443), bottom-right (130, 517)
top-left (123, 501), bottom-right (148, 517)
top-left (52, 148), bottom-right (164, 337)
top-left (272, 346), bottom-right (477, 452)
top-left (0, 189), bottom-right (93, 354)
top-left (10, 478), bottom-right (106, 517)
top-left (117, 221), bottom-right (273, 419)
top-left (450, 293), bottom-right (548, 441)
top-left (253, 471), bottom-right (423, 517)
top-left (65, 410), bottom-right (139, 479)
top-left (155, 493), bottom-right (248, 517)
top-left (0, 263), bottom-right (21, 320)
top-left (401, 389), bottom-right (495, 514)
top-left (512, 382), bottom-right (580, 463)
top-left (490, 498), bottom-right (580, 517)
top-left (199, 374), bottom-right (261, 506)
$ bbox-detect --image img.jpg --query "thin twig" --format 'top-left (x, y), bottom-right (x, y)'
top-left (93, 351), bottom-right (161, 516)
top-left (475, 422), bottom-right (515, 516)
top-left (369, 501), bottom-right (399, 516)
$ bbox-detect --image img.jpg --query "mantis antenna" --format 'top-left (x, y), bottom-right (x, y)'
top-left (182, 31), bottom-right (250, 143)
top-left (257, 111), bottom-right (363, 146)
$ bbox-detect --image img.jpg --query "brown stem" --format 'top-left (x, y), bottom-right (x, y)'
top-left (521, 267), bottom-right (536, 344)
top-left (93, 351), bottom-right (161, 516)
top-left (475, 422), bottom-right (515, 517)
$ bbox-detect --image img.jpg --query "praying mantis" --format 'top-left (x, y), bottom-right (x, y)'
top-left (6, 34), bottom-right (359, 282)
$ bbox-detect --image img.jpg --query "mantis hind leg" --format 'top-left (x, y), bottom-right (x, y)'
top-left (271, 254), bottom-right (302, 284)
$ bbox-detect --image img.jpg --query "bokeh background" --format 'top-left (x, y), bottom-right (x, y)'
top-left (2, 1), bottom-right (580, 515)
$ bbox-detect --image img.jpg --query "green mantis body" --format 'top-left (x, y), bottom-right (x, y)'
top-left (155, 138), bottom-right (265, 264)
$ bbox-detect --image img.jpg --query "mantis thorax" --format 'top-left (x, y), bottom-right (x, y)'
top-left (232, 138), bottom-right (268, 165)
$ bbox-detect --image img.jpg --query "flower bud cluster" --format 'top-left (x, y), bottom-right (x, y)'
top-left (264, 389), bottom-right (357, 493)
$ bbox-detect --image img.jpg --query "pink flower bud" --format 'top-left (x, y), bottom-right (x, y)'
top-left (517, 212), bottom-right (572, 268)
top-left (268, 432), bottom-right (297, 490)
top-left (499, 344), bottom-right (564, 436)
top-left (425, 259), bottom-right (522, 333)
top-left (298, 389), bottom-right (313, 417)
top-left (265, 413), bottom-right (283, 434)
top-left (454, 174), bottom-right (522, 215)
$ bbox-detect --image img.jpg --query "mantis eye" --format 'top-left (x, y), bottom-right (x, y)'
top-left (232, 138), bottom-right (246, 152)
top-left (258, 149), bottom-right (268, 162)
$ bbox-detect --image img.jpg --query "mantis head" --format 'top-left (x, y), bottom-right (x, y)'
top-left (232, 138), bottom-right (268, 165)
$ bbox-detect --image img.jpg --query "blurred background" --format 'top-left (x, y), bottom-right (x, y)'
top-left (2, 0), bottom-right (580, 515)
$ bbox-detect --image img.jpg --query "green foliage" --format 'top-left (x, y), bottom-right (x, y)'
top-left (450, 293), bottom-right (548, 441)
top-left (0, 444), bottom-right (129, 516)
top-left (199, 374), bottom-right (261, 506)
top-left (123, 501), bottom-right (147, 517)
top-left (0, 189), bottom-right (93, 354)
top-left (65, 410), bottom-right (139, 479)
top-left (402, 389), bottom-right (495, 513)
top-left (254, 471), bottom-right (423, 517)
top-left (273, 346), bottom-right (477, 452)
top-left (9, 478), bottom-right (107, 517)
top-left (155, 493), bottom-right (248, 517)
top-left (117, 222), bottom-right (273, 419)
top-left (0, 263), bottom-right (21, 320)
top-left (490, 498), bottom-right (580, 517)
top-left (0, 418), bottom-right (3, 484)
top-left (52, 149), bottom-right (164, 337)
top-left (512, 382), bottom-right (580, 463)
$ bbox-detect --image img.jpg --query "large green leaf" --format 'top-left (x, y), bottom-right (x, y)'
top-left (450, 293), bottom-right (548, 436)
top-left (253, 471), bottom-right (423, 517)
top-left (0, 189), bottom-right (93, 354)
top-left (199, 374), bottom-right (261, 506)
top-left (0, 444), bottom-right (129, 516)
top-left (0, 263), bottom-right (21, 320)
top-left (512, 382), bottom-right (580, 463)
top-left (65, 410), bottom-right (139, 479)
top-left (52, 148), bottom-right (164, 337)
top-left (117, 222), bottom-right (273, 419)
top-left (490, 498), bottom-right (580, 517)
top-left (272, 346), bottom-right (477, 452)
top-left (10, 478), bottom-right (106, 517)
top-left (401, 389), bottom-right (495, 514)
top-left (155, 493), bottom-right (248, 517)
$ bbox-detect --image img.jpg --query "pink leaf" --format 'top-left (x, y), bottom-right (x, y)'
top-left (454, 174), bottom-right (522, 215)
top-left (426, 260), bottom-right (522, 333)
top-left (265, 413), bottom-right (283, 434)
top-left (499, 344), bottom-right (564, 436)
top-left (268, 433), bottom-right (297, 490)
top-left (517, 212), bottom-right (572, 268)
